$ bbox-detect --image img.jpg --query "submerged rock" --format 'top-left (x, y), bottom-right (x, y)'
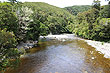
top-left (17, 40), bottom-right (38, 50)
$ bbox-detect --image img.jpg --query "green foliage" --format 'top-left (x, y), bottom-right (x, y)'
top-left (93, 18), bottom-right (110, 40)
top-left (0, 1), bottom-right (110, 72)
top-left (76, 8), bottom-right (100, 38)
top-left (26, 10), bottom-right (49, 41)
top-left (26, 16), bottom-right (41, 41)
top-left (0, 2), bottom-right (22, 72)
top-left (23, 2), bottom-right (74, 35)
top-left (0, 2), bottom-right (18, 34)
top-left (65, 5), bottom-right (91, 15)
top-left (77, 8), bottom-right (99, 24)
top-left (69, 7), bottom-right (110, 41)
top-left (8, 0), bottom-right (17, 3)
top-left (92, 0), bottom-right (101, 10)
top-left (65, 1), bottom-right (110, 42)
top-left (0, 29), bottom-right (20, 72)
top-left (100, 5), bottom-right (110, 18)
top-left (16, 6), bottom-right (33, 41)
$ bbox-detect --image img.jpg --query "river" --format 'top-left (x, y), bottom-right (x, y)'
top-left (5, 34), bottom-right (110, 73)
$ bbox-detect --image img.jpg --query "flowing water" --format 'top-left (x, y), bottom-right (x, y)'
top-left (5, 34), bottom-right (110, 73)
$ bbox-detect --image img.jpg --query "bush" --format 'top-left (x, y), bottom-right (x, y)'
top-left (16, 6), bottom-right (33, 41)
top-left (100, 5), bottom-right (110, 18)
top-left (71, 8), bottom-right (100, 39)
top-left (0, 2), bottom-right (18, 34)
top-left (0, 29), bottom-right (20, 72)
top-left (93, 18), bottom-right (110, 41)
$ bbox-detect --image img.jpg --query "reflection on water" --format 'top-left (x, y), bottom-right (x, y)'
top-left (5, 39), bottom-right (110, 73)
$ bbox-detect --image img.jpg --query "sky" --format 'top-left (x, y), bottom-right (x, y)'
top-left (0, 0), bottom-right (109, 8)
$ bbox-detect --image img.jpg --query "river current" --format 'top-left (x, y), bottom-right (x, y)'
top-left (5, 34), bottom-right (110, 73)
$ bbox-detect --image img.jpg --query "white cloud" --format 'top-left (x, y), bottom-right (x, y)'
top-left (0, 0), bottom-right (109, 8)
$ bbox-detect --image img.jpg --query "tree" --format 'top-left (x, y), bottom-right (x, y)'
top-left (65, 5), bottom-right (91, 15)
top-left (92, 0), bottom-right (101, 10)
top-left (0, 29), bottom-right (20, 72)
top-left (100, 4), bottom-right (110, 18)
top-left (0, 2), bottom-right (18, 34)
top-left (8, 0), bottom-right (17, 3)
top-left (16, 6), bottom-right (33, 41)
top-left (0, 3), bottom-right (21, 72)
top-left (23, 2), bottom-right (74, 35)
top-left (71, 8), bottom-right (100, 39)
top-left (107, 1), bottom-right (110, 17)
top-left (26, 10), bottom-right (49, 41)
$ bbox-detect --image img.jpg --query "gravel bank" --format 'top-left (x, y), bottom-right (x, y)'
top-left (85, 40), bottom-right (110, 58)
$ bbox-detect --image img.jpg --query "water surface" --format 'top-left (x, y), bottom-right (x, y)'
top-left (5, 36), bottom-right (110, 73)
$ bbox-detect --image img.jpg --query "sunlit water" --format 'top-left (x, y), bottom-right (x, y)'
top-left (5, 35), bottom-right (110, 73)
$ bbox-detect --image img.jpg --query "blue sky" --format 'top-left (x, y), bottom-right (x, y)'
top-left (0, 0), bottom-right (109, 8)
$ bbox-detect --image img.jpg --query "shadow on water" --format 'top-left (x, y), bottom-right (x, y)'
top-left (5, 48), bottom-right (48, 73)
top-left (5, 38), bottom-right (110, 73)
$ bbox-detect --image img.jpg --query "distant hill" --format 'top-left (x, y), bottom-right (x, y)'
top-left (65, 5), bottom-right (91, 15)
top-left (23, 2), bottom-right (74, 18)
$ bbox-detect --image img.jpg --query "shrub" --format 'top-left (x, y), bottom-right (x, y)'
top-left (0, 29), bottom-right (20, 72)
top-left (93, 18), bottom-right (110, 41)
top-left (0, 2), bottom-right (18, 34)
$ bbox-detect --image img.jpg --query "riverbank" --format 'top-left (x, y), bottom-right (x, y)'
top-left (6, 34), bottom-right (110, 73)
top-left (85, 40), bottom-right (110, 58)
top-left (17, 40), bottom-right (38, 49)
top-left (40, 34), bottom-right (110, 58)
top-left (18, 34), bottom-right (110, 59)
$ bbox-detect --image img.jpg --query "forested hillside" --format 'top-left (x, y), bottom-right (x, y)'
top-left (65, 5), bottom-right (91, 15)
top-left (23, 2), bottom-right (75, 35)
top-left (67, 0), bottom-right (110, 42)
top-left (0, 0), bottom-right (110, 72)
top-left (0, 2), bottom-right (75, 72)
